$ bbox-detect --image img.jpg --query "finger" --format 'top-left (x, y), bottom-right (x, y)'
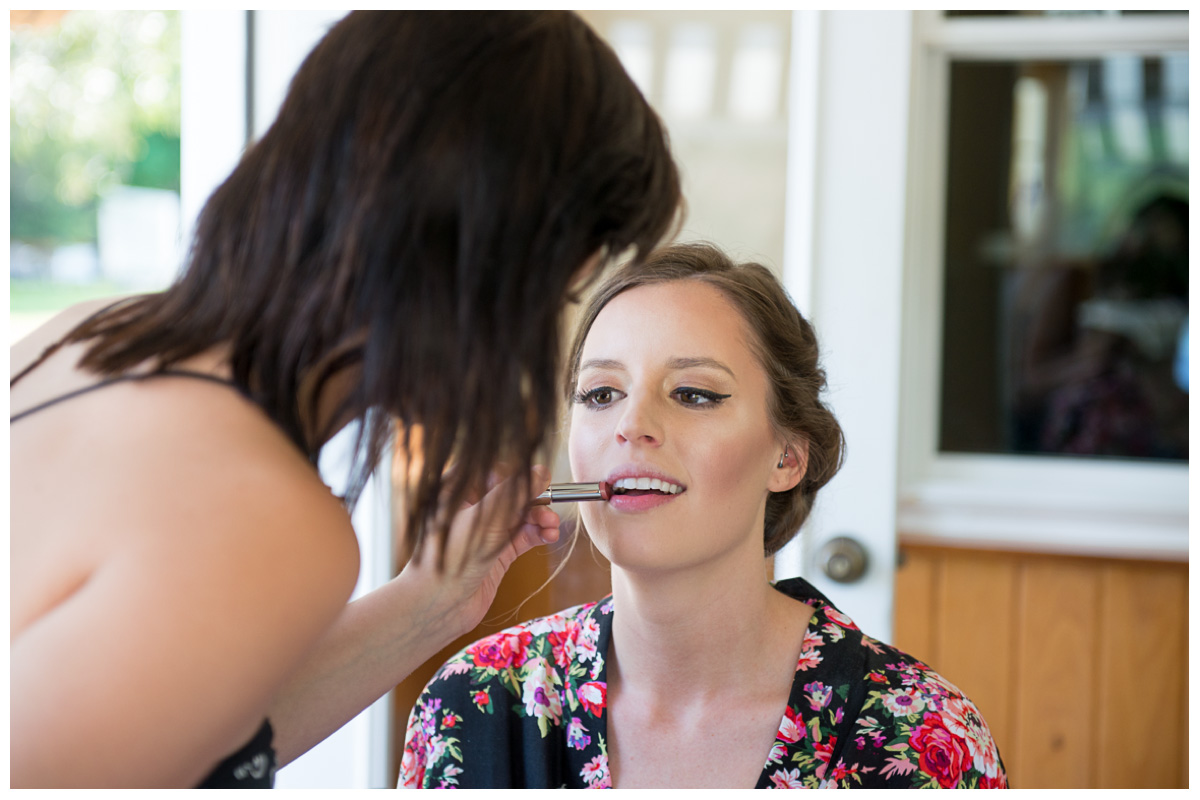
top-left (458, 465), bottom-right (552, 556)
top-left (529, 464), bottom-right (552, 494)
top-left (479, 464), bottom-right (552, 516)
top-left (484, 460), bottom-right (521, 493)
top-left (526, 507), bottom-right (561, 544)
top-left (526, 504), bottom-right (560, 531)
top-left (507, 519), bottom-right (560, 562)
top-left (460, 461), bottom-right (536, 509)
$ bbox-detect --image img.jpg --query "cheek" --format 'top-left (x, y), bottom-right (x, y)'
top-left (568, 410), bottom-right (611, 546)
top-left (567, 409), bottom-right (605, 478)
top-left (696, 413), bottom-right (776, 492)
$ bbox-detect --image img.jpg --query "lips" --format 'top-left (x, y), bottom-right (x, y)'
top-left (605, 468), bottom-right (686, 511)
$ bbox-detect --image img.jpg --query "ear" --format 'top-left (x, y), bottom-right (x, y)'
top-left (768, 438), bottom-right (809, 494)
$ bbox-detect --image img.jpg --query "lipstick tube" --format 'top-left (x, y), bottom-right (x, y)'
top-left (532, 481), bottom-right (612, 505)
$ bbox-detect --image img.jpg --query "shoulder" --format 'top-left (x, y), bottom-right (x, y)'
top-left (10, 397), bottom-right (358, 786)
top-left (10, 294), bottom-right (139, 379)
top-left (82, 366), bottom-right (360, 576)
top-left (402, 598), bottom-right (611, 788)
top-left (838, 635), bottom-right (1008, 789)
top-left (412, 597), bottom-right (612, 721)
top-left (15, 342), bottom-right (361, 634)
top-left (425, 597), bottom-right (610, 693)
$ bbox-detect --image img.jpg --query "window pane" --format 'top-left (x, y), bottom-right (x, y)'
top-left (10, 11), bottom-right (182, 343)
top-left (939, 55), bottom-right (1188, 461)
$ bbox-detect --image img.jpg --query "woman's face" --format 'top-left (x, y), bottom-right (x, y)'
top-left (569, 279), bottom-right (794, 574)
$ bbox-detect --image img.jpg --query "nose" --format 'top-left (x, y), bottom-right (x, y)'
top-left (614, 393), bottom-right (663, 447)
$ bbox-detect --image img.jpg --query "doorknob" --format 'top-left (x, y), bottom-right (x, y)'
top-left (817, 536), bottom-right (868, 583)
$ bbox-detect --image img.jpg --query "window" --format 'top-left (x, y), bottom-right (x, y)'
top-left (10, 11), bottom-right (182, 343)
top-left (939, 55), bottom-right (1187, 462)
top-left (897, 11), bottom-right (1187, 559)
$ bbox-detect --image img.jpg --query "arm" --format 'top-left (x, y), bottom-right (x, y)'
top-left (267, 466), bottom-right (560, 766)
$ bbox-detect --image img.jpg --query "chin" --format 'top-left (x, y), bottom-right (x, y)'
top-left (583, 511), bottom-right (765, 577)
top-left (596, 536), bottom-right (742, 579)
top-left (585, 527), bottom-right (681, 574)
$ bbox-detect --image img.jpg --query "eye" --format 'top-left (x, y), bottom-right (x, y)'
top-left (672, 387), bottom-right (731, 407)
top-left (573, 386), bottom-right (624, 409)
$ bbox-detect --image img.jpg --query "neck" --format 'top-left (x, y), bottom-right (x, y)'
top-left (607, 544), bottom-right (807, 704)
top-left (310, 361), bottom-right (363, 448)
top-left (173, 344), bottom-right (362, 452)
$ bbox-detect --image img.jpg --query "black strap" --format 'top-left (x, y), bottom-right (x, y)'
top-left (10, 369), bottom-right (241, 424)
top-left (10, 296), bottom-right (141, 389)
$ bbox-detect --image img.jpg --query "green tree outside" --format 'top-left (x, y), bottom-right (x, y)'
top-left (10, 10), bottom-right (181, 332)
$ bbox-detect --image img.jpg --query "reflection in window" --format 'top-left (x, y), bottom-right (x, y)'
top-left (939, 55), bottom-right (1188, 462)
top-left (9, 11), bottom-right (181, 343)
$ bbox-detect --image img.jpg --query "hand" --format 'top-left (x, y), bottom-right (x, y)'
top-left (398, 464), bottom-right (561, 638)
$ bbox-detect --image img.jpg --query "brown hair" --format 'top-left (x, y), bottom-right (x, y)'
top-left (565, 242), bottom-right (845, 556)
top-left (59, 11), bottom-right (681, 559)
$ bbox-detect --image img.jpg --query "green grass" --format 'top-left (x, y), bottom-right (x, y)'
top-left (9, 279), bottom-right (126, 313)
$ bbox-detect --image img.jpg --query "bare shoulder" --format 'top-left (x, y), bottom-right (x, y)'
top-left (10, 294), bottom-right (139, 380)
top-left (111, 374), bottom-right (362, 582)
top-left (10, 375), bottom-right (361, 786)
top-left (13, 364), bottom-right (362, 632)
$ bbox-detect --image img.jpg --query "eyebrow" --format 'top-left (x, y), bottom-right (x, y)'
top-left (578, 356), bottom-right (735, 379)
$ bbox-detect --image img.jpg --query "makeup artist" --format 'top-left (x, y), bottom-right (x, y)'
top-left (10, 11), bottom-right (680, 788)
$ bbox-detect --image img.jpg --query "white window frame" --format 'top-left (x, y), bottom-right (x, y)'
top-left (896, 11), bottom-right (1189, 562)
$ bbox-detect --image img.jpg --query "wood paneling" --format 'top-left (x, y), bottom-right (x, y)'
top-left (936, 551), bottom-right (1017, 776)
top-left (1095, 561), bottom-right (1188, 788)
top-left (893, 546), bottom-right (939, 667)
top-left (894, 544), bottom-right (1189, 790)
top-left (1012, 559), bottom-right (1099, 787)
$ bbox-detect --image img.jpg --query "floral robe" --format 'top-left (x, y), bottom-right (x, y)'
top-left (399, 577), bottom-right (1008, 789)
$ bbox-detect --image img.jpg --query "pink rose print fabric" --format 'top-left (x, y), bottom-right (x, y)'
top-left (398, 578), bottom-right (1007, 789)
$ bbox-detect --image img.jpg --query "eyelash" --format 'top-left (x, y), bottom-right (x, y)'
top-left (674, 387), bottom-right (731, 407)
top-left (572, 386), bottom-right (731, 410)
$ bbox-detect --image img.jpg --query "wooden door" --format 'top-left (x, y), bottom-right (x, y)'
top-left (894, 543), bottom-right (1188, 789)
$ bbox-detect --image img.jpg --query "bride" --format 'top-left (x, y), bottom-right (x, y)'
top-left (398, 243), bottom-right (1007, 789)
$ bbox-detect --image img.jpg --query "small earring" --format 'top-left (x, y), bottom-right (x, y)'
top-left (778, 446), bottom-right (789, 469)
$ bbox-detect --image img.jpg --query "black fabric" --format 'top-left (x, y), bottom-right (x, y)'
top-left (195, 719), bottom-right (277, 788)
